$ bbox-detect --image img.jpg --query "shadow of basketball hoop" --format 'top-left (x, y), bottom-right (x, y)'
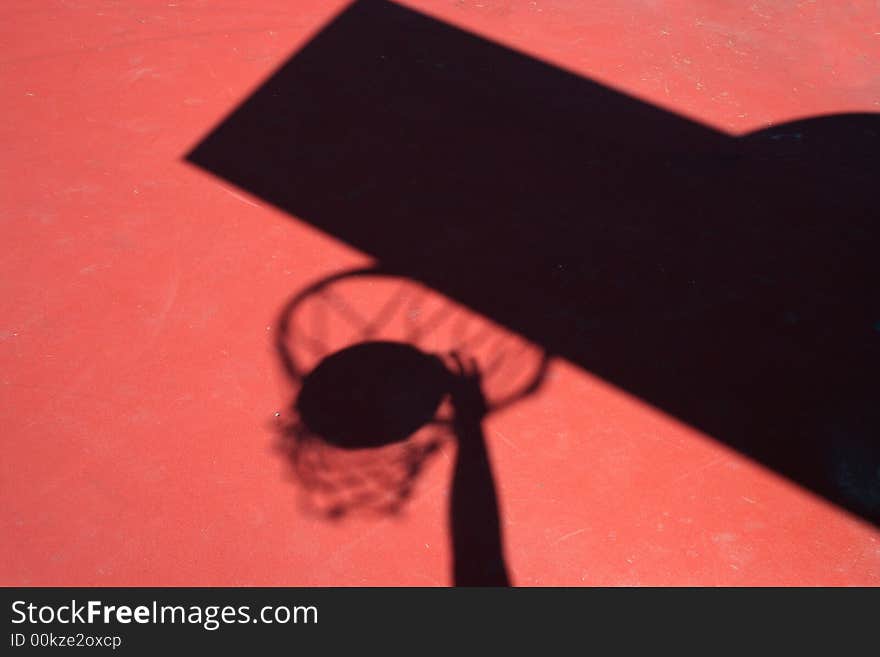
top-left (273, 267), bottom-right (549, 586)
top-left (188, 0), bottom-right (880, 528)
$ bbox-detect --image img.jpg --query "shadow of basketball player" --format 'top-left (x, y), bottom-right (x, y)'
top-left (281, 340), bottom-right (510, 586)
top-left (446, 353), bottom-right (510, 586)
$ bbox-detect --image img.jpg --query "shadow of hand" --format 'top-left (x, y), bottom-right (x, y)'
top-left (443, 352), bottom-right (510, 586)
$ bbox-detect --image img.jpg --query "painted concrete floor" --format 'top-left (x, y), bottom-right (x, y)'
top-left (2, 1), bottom-right (879, 585)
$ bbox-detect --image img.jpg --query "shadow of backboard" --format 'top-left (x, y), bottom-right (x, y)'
top-left (187, 0), bottom-right (880, 523)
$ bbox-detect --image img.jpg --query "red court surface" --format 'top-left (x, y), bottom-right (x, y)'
top-left (2, 1), bottom-right (879, 585)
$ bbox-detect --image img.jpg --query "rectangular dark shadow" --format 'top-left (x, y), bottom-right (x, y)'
top-left (188, 0), bottom-right (880, 523)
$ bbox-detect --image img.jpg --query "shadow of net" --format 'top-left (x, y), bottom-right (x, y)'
top-left (273, 267), bottom-right (549, 519)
